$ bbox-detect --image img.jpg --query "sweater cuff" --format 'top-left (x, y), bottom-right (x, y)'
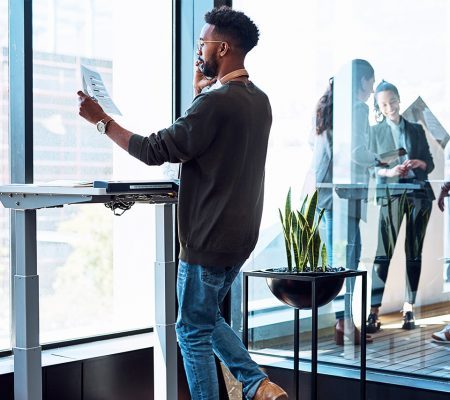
top-left (128, 134), bottom-right (145, 159)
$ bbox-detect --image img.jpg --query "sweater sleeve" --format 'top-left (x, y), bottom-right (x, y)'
top-left (128, 93), bottom-right (219, 165)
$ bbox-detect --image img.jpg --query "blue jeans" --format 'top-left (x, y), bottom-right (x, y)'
top-left (176, 260), bottom-right (267, 400)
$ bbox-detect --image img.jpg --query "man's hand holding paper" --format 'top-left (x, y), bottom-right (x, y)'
top-left (77, 91), bottom-right (108, 124)
top-left (80, 64), bottom-right (122, 115)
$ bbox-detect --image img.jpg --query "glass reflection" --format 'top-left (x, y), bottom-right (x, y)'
top-left (368, 81), bottom-right (434, 332)
top-left (231, 0), bottom-right (450, 382)
top-left (325, 59), bottom-right (378, 345)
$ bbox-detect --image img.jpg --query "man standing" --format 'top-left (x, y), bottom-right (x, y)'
top-left (78, 6), bottom-right (287, 400)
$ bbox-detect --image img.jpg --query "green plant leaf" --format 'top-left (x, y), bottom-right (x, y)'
top-left (380, 217), bottom-right (392, 258)
top-left (300, 228), bottom-right (309, 271)
top-left (386, 188), bottom-right (398, 244)
top-left (414, 208), bottom-right (430, 258)
top-left (398, 191), bottom-right (407, 224)
top-left (321, 243), bottom-right (328, 272)
top-left (405, 200), bottom-right (415, 259)
top-left (292, 230), bottom-right (300, 271)
top-left (285, 187), bottom-right (292, 233)
top-left (313, 231), bottom-right (321, 271)
top-left (313, 207), bottom-right (325, 231)
top-left (305, 190), bottom-right (318, 229)
top-left (300, 194), bottom-right (308, 215)
top-left (290, 212), bottom-right (301, 270)
top-left (297, 211), bottom-right (311, 234)
top-left (279, 207), bottom-right (292, 270)
top-left (284, 190), bottom-right (292, 234)
top-left (295, 211), bottom-right (302, 256)
top-left (278, 208), bottom-right (286, 232)
top-left (291, 210), bottom-right (298, 235)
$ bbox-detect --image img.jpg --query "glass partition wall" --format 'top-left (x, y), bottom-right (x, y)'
top-left (232, 0), bottom-right (450, 382)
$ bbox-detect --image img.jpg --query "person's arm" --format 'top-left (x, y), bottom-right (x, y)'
top-left (377, 164), bottom-right (409, 178)
top-left (438, 182), bottom-right (450, 212)
top-left (78, 90), bottom-right (219, 166)
top-left (77, 91), bottom-right (133, 151)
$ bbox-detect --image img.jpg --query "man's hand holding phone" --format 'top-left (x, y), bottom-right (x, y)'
top-left (193, 52), bottom-right (217, 96)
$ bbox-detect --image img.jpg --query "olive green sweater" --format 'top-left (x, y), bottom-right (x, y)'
top-left (128, 81), bottom-right (272, 267)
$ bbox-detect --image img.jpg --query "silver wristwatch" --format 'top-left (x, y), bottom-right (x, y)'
top-left (96, 117), bottom-right (114, 134)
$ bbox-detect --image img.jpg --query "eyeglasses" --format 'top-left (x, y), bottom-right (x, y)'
top-left (197, 39), bottom-right (224, 50)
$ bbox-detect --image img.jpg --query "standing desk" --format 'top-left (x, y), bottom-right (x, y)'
top-left (0, 182), bottom-right (179, 400)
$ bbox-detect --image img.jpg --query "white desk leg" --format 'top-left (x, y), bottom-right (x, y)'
top-left (13, 210), bottom-right (42, 400)
top-left (154, 204), bottom-right (177, 400)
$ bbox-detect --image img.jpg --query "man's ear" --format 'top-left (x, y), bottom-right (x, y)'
top-left (219, 42), bottom-right (230, 57)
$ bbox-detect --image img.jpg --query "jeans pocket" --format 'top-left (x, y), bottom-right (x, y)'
top-left (201, 267), bottom-right (226, 287)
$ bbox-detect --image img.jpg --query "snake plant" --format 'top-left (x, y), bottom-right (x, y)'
top-left (279, 188), bottom-right (328, 272)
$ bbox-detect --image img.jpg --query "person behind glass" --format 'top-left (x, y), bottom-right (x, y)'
top-left (348, 59), bottom-right (379, 271)
top-left (313, 71), bottom-right (374, 345)
top-left (367, 80), bottom-right (435, 333)
top-left (431, 182), bottom-right (450, 342)
top-left (314, 77), bottom-right (334, 270)
top-left (329, 59), bottom-right (379, 345)
top-left (77, 6), bottom-right (287, 400)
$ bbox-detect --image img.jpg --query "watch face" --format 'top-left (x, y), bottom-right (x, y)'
top-left (96, 120), bottom-right (106, 134)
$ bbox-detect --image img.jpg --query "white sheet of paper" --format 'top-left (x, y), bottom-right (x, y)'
top-left (81, 64), bottom-right (122, 116)
top-left (37, 180), bottom-right (94, 187)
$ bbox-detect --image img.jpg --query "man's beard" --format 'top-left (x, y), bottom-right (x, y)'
top-left (202, 56), bottom-right (218, 79)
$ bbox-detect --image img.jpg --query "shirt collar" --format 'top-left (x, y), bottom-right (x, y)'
top-left (386, 116), bottom-right (404, 131)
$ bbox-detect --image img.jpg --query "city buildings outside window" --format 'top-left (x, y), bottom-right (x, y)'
top-left (31, 0), bottom-right (173, 344)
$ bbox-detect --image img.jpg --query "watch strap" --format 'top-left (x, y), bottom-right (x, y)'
top-left (103, 117), bottom-right (114, 132)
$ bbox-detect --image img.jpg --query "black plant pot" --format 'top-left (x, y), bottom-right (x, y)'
top-left (265, 268), bottom-right (346, 309)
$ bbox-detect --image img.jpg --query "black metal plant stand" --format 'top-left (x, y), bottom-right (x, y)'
top-left (242, 270), bottom-right (367, 400)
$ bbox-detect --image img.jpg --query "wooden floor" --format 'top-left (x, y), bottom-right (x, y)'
top-left (220, 302), bottom-right (449, 399)
top-left (260, 302), bottom-right (450, 379)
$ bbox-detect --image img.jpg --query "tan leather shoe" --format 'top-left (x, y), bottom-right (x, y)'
top-left (253, 378), bottom-right (288, 400)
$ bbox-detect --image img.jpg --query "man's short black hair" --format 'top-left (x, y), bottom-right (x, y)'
top-left (205, 6), bottom-right (259, 54)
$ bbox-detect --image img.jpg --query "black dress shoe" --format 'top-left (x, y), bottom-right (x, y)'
top-left (402, 311), bottom-right (416, 330)
top-left (366, 313), bottom-right (381, 333)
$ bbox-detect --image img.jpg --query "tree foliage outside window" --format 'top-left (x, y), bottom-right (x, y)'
top-left (40, 206), bottom-right (114, 342)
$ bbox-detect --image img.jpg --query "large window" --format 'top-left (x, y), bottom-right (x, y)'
top-left (0, 0), bottom-right (10, 351)
top-left (233, 0), bottom-right (450, 382)
top-left (32, 0), bottom-right (173, 343)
